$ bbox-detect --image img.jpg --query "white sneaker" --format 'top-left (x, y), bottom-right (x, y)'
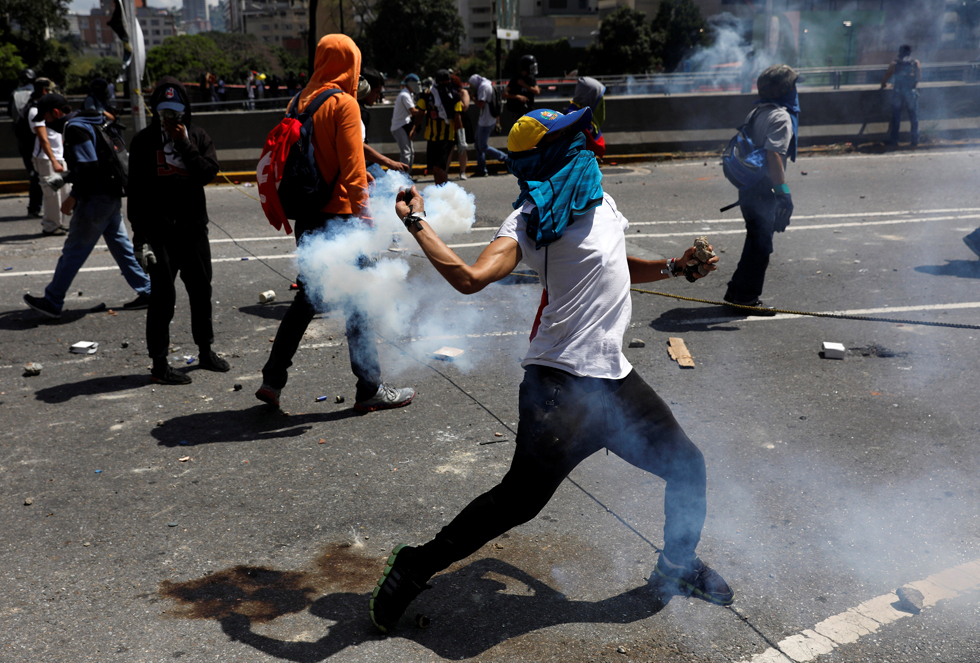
top-left (354, 383), bottom-right (415, 412)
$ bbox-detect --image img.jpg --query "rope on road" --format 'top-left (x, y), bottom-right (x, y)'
top-left (511, 272), bottom-right (980, 331)
top-left (219, 171), bottom-right (262, 202)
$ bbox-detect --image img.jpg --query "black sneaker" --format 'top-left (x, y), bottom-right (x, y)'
top-left (255, 383), bottom-right (281, 408)
top-left (198, 350), bottom-right (231, 372)
top-left (151, 365), bottom-right (192, 385)
top-left (653, 554), bottom-right (734, 606)
top-left (23, 294), bottom-right (62, 319)
top-left (369, 544), bottom-right (431, 633)
top-left (722, 293), bottom-right (776, 317)
top-left (122, 293), bottom-right (151, 310)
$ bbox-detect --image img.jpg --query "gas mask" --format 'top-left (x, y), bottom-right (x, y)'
top-left (159, 108), bottom-right (184, 124)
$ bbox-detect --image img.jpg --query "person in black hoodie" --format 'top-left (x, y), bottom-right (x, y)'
top-left (128, 77), bottom-right (230, 385)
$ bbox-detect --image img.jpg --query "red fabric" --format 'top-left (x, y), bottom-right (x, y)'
top-left (585, 131), bottom-right (605, 158)
top-left (256, 117), bottom-right (302, 235)
top-left (529, 288), bottom-right (548, 342)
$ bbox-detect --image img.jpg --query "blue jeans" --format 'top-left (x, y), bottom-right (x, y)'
top-left (726, 177), bottom-right (776, 304)
top-left (474, 123), bottom-right (507, 174)
top-left (409, 365), bottom-right (707, 578)
top-left (44, 194), bottom-right (151, 310)
top-left (889, 88), bottom-right (919, 145)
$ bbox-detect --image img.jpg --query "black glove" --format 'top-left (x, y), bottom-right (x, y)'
top-left (774, 191), bottom-right (794, 232)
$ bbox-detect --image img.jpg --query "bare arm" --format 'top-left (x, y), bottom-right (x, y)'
top-left (628, 245), bottom-right (718, 284)
top-left (364, 143), bottom-right (408, 172)
top-left (34, 125), bottom-right (64, 172)
top-left (395, 186), bottom-right (521, 294)
top-left (767, 150), bottom-right (786, 186)
top-left (914, 60), bottom-right (922, 83)
top-left (880, 63), bottom-right (896, 88)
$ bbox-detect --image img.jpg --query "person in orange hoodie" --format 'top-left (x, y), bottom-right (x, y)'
top-left (256, 34), bottom-right (415, 412)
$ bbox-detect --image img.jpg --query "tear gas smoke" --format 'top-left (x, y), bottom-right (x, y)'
top-left (296, 171), bottom-right (492, 369)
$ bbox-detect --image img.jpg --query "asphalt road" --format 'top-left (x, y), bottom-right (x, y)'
top-left (1, 148), bottom-right (979, 663)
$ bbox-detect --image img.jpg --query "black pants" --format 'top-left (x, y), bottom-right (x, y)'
top-left (260, 218), bottom-right (381, 401)
top-left (146, 230), bottom-right (215, 359)
top-left (411, 365), bottom-right (707, 579)
top-left (726, 177), bottom-right (776, 304)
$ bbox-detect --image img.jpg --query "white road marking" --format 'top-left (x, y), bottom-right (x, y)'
top-left (674, 301), bottom-right (980, 326)
top-left (738, 558), bottom-right (980, 663)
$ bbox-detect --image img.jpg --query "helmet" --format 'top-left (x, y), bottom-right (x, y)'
top-left (19, 68), bottom-right (36, 85)
top-left (520, 54), bottom-right (538, 76)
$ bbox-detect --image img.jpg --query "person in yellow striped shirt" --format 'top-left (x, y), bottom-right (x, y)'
top-left (415, 70), bottom-right (463, 185)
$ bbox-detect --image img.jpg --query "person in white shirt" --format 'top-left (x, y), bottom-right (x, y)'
top-left (468, 74), bottom-right (507, 177)
top-left (389, 74), bottom-right (420, 172)
top-left (369, 108), bottom-right (733, 634)
top-left (30, 78), bottom-right (70, 235)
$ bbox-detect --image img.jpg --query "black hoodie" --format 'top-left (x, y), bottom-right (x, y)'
top-left (127, 77), bottom-right (220, 239)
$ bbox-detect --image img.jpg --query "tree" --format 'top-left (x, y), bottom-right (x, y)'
top-left (366, 0), bottom-right (464, 75)
top-left (144, 34), bottom-right (230, 84)
top-left (0, 42), bottom-right (26, 83)
top-left (0, 0), bottom-right (70, 67)
top-left (584, 7), bottom-right (654, 75)
top-left (650, 0), bottom-right (709, 72)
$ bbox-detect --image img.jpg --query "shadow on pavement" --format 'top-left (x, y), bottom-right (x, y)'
top-left (34, 374), bottom-right (146, 403)
top-left (647, 305), bottom-right (741, 333)
top-left (0, 231), bottom-right (50, 243)
top-left (152, 406), bottom-right (363, 447)
top-left (914, 260), bottom-right (980, 279)
top-left (0, 305), bottom-right (110, 330)
top-left (238, 302), bottom-right (291, 320)
top-left (160, 543), bottom-right (673, 662)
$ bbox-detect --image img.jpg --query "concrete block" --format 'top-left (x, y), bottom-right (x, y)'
top-left (822, 342), bottom-right (846, 359)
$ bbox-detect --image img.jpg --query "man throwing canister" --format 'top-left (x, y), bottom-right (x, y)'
top-left (369, 107), bottom-right (732, 633)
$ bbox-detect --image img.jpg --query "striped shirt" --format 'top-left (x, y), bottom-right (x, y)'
top-left (417, 96), bottom-right (462, 142)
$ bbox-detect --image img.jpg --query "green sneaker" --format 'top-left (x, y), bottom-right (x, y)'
top-left (369, 544), bottom-right (430, 633)
top-left (653, 554), bottom-right (734, 606)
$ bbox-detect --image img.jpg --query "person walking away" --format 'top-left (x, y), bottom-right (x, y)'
top-left (468, 73), bottom-right (507, 177)
top-left (880, 45), bottom-right (920, 147)
top-left (390, 74), bottom-right (420, 173)
top-left (503, 54), bottom-right (540, 121)
top-left (415, 69), bottom-right (462, 185)
top-left (29, 78), bottom-right (71, 235)
top-left (723, 64), bottom-right (800, 311)
top-left (128, 77), bottom-right (230, 385)
top-left (84, 78), bottom-right (117, 122)
top-left (369, 107), bottom-right (732, 633)
top-left (23, 94), bottom-right (151, 319)
top-left (9, 68), bottom-right (43, 219)
top-left (255, 35), bottom-right (414, 412)
top-left (451, 74), bottom-right (471, 180)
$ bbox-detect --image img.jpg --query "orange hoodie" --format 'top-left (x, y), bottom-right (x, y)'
top-left (293, 34), bottom-right (368, 218)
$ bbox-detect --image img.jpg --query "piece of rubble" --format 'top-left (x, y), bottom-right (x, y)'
top-left (70, 341), bottom-right (99, 354)
top-left (24, 497), bottom-right (33, 506)
top-left (121, 341), bottom-right (129, 348)
top-left (821, 342), bottom-right (846, 360)
top-left (233, 384), bottom-right (243, 391)
top-left (178, 456), bottom-right (190, 462)
top-left (23, 362), bottom-right (42, 376)
top-left (682, 236), bottom-right (717, 282)
top-left (667, 337), bottom-right (695, 368)
top-left (896, 586), bottom-right (924, 613)
top-left (628, 338), bottom-right (645, 348)
top-left (433, 346), bottom-right (464, 360)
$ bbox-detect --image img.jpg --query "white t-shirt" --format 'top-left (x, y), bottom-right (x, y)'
top-left (29, 106), bottom-right (64, 161)
top-left (493, 192), bottom-right (633, 380)
top-left (475, 78), bottom-right (497, 127)
top-left (390, 87), bottom-right (415, 132)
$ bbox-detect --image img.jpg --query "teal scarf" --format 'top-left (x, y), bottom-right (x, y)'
top-left (508, 132), bottom-right (604, 249)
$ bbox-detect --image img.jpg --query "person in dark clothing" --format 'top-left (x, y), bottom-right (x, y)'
top-left (880, 45), bottom-right (920, 147)
top-left (126, 77), bottom-right (230, 385)
top-left (23, 94), bottom-right (151, 320)
top-left (9, 69), bottom-right (43, 218)
top-left (84, 78), bottom-right (117, 122)
top-left (504, 54), bottom-right (540, 119)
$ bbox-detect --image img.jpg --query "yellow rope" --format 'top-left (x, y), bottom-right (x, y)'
top-left (219, 171), bottom-right (261, 202)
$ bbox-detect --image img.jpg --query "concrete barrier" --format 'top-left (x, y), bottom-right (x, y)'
top-left (2, 82), bottom-right (978, 180)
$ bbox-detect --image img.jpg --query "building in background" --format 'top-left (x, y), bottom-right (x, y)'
top-left (227, 0), bottom-right (309, 55)
top-left (183, 0), bottom-right (211, 34)
top-left (211, 0), bottom-right (229, 31)
top-left (72, 0), bottom-right (177, 56)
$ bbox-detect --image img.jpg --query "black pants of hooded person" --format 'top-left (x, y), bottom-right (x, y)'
top-left (146, 230), bottom-right (215, 358)
top-left (260, 218), bottom-right (382, 402)
top-left (406, 365), bottom-right (707, 580)
top-left (726, 177), bottom-right (776, 305)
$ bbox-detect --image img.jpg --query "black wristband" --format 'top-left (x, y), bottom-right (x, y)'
top-left (403, 213), bottom-right (424, 232)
